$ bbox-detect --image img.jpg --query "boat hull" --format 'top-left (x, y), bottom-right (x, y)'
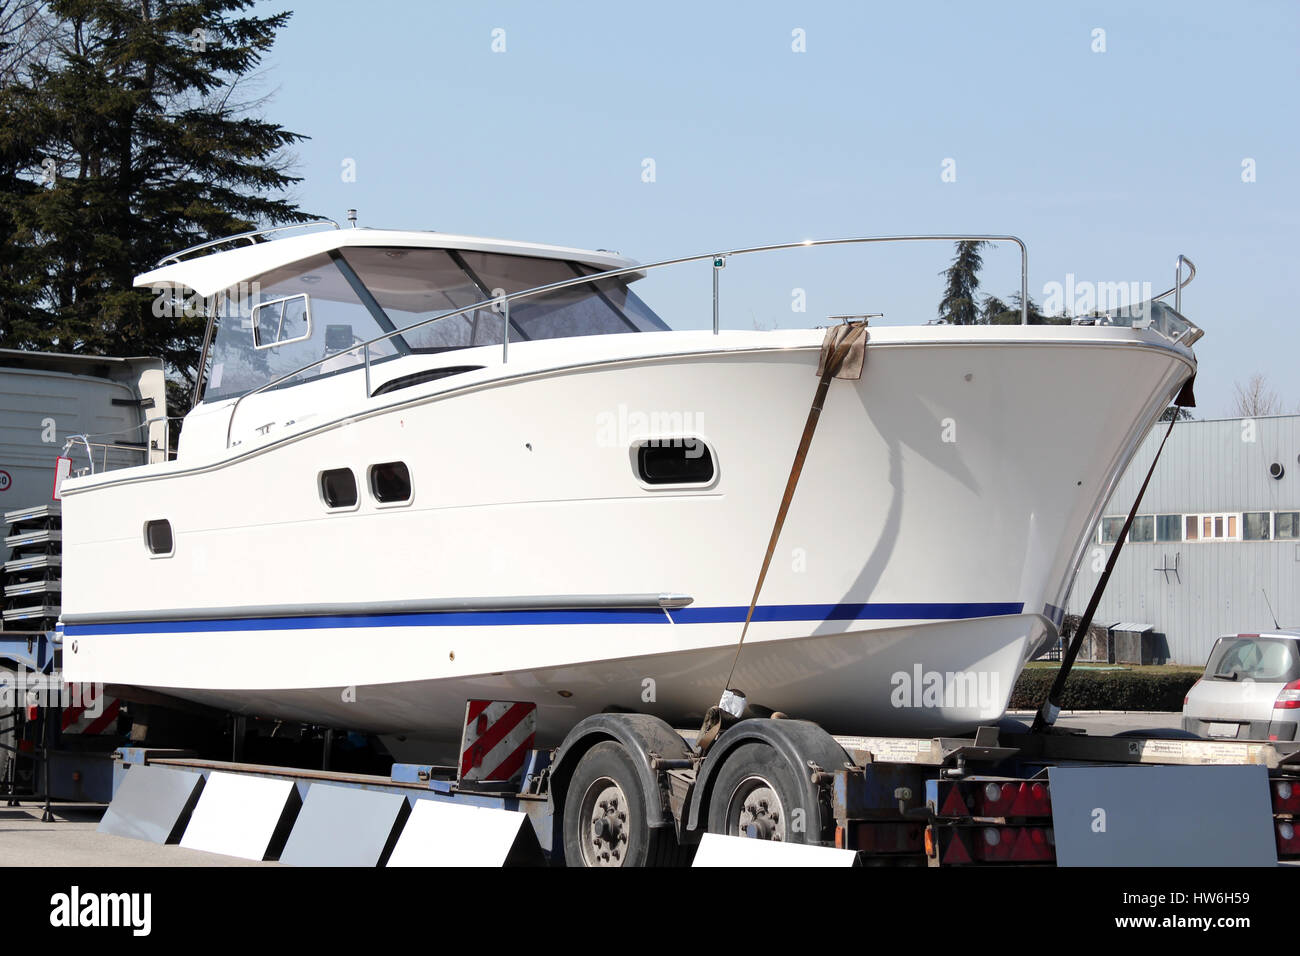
top-left (60, 326), bottom-right (1194, 747)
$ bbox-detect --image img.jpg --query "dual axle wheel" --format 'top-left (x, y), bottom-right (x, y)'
top-left (562, 736), bottom-right (830, 867)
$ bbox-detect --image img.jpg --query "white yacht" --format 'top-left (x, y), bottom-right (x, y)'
top-left (58, 223), bottom-right (1200, 755)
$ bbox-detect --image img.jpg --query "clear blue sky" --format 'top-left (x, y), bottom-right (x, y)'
top-left (250, 1), bottom-right (1298, 416)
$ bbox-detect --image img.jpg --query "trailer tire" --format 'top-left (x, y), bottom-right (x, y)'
top-left (562, 741), bottom-right (689, 867)
top-left (706, 741), bottom-right (823, 844)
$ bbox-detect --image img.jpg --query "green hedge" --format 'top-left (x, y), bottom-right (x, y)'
top-left (1010, 667), bottom-right (1201, 712)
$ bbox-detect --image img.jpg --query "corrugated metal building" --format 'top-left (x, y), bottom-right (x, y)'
top-left (1066, 413), bottom-right (1300, 667)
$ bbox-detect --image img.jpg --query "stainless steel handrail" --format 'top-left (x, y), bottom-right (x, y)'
top-left (154, 220), bottom-right (341, 267)
top-left (223, 234), bottom-right (1029, 447)
top-left (1151, 254), bottom-right (1196, 312)
top-left (61, 415), bottom-right (180, 474)
top-left (62, 436), bottom-right (148, 475)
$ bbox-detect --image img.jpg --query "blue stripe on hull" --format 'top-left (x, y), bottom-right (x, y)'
top-left (63, 601), bottom-right (1026, 636)
top-left (669, 602), bottom-right (1024, 624)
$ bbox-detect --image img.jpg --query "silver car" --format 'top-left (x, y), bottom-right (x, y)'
top-left (1183, 631), bottom-right (1300, 741)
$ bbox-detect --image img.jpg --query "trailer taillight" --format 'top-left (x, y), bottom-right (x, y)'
top-left (930, 825), bottom-right (1055, 864)
top-left (1272, 780), bottom-right (1300, 813)
top-left (1276, 821), bottom-right (1300, 858)
top-left (974, 780), bottom-right (1052, 817)
top-left (1184, 679), bottom-right (1201, 706)
top-left (1274, 680), bottom-right (1300, 710)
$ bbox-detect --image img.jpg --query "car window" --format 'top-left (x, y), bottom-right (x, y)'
top-left (1205, 636), bottom-right (1300, 682)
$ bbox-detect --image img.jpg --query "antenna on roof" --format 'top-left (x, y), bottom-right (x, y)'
top-left (1262, 588), bottom-right (1281, 630)
top-left (346, 209), bottom-right (357, 228)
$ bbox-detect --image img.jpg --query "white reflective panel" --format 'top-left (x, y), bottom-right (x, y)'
top-left (178, 771), bottom-right (300, 861)
top-left (691, 834), bottom-right (858, 867)
top-left (385, 798), bottom-right (539, 867)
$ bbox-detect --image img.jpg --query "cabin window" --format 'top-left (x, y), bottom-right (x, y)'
top-left (456, 252), bottom-right (670, 340)
top-left (320, 468), bottom-right (358, 509)
top-left (370, 462), bottom-right (412, 503)
top-left (1276, 512), bottom-right (1300, 540)
top-left (252, 294), bottom-right (312, 349)
top-left (144, 519), bottom-right (173, 556)
top-left (340, 248), bottom-right (501, 351)
top-left (198, 247), bottom-right (670, 404)
top-left (636, 440), bottom-right (715, 486)
top-left (1155, 514), bottom-right (1182, 542)
top-left (202, 253), bottom-right (402, 402)
top-left (1129, 515), bottom-right (1154, 542)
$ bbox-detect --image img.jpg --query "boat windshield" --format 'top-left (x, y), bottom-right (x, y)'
top-left (201, 247), bottom-right (668, 402)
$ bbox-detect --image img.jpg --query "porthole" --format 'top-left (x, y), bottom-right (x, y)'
top-left (144, 519), bottom-right (173, 556)
top-left (635, 440), bottom-right (715, 486)
top-left (1270, 462), bottom-right (1285, 480)
top-left (370, 461), bottom-right (412, 503)
top-left (320, 468), bottom-right (358, 509)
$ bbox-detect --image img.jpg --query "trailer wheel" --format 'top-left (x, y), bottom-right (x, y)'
top-left (706, 742), bottom-right (822, 844)
top-left (562, 741), bottom-right (687, 867)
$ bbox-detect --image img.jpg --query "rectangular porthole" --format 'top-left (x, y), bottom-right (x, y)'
top-left (636, 440), bottom-right (715, 486)
top-left (144, 519), bottom-right (173, 556)
top-left (320, 468), bottom-right (358, 509)
top-left (369, 461), bottom-right (412, 504)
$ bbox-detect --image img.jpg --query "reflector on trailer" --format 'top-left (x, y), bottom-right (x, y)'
top-left (459, 699), bottom-right (537, 787)
top-left (936, 828), bottom-right (972, 865)
top-left (936, 784), bottom-right (969, 817)
top-left (691, 834), bottom-right (858, 867)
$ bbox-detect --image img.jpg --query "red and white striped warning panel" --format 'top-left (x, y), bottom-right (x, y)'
top-left (60, 684), bottom-right (121, 735)
top-left (459, 700), bottom-right (537, 785)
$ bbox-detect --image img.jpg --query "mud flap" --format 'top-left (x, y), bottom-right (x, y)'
top-left (1048, 764), bottom-right (1275, 866)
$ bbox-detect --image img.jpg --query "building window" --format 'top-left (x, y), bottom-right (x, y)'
top-left (1100, 516), bottom-right (1126, 544)
top-left (1243, 512), bottom-right (1272, 541)
top-left (1130, 515), bottom-right (1155, 542)
top-left (1186, 513), bottom-right (1242, 542)
top-left (1276, 512), bottom-right (1300, 540)
top-left (1156, 514), bottom-right (1182, 542)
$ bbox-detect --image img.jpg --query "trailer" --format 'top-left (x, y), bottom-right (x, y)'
top-left (8, 620), bottom-right (1297, 866)
top-left (63, 689), bottom-right (1298, 867)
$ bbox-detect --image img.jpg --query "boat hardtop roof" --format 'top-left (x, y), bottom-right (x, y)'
top-left (135, 227), bottom-right (641, 298)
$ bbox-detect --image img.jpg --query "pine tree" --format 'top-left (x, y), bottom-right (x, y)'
top-left (937, 240), bottom-right (986, 325)
top-left (0, 0), bottom-right (313, 397)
